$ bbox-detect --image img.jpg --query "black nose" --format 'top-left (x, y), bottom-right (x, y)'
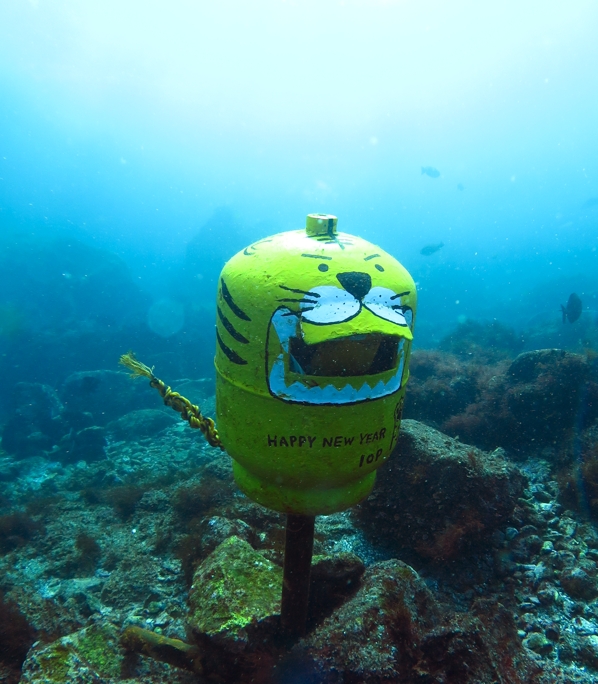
top-left (336, 271), bottom-right (372, 300)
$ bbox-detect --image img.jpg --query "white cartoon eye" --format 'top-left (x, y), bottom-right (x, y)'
top-left (363, 287), bottom-right (410, 326)
top-left (300, 286), bottom-right (360, 324)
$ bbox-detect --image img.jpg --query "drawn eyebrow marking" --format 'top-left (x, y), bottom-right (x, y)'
top-left (390, 291), bottom-right (411, 300)
top-left (364, 254), bottom-right (381, 261)
top-left (279, 285), bottom-right (321, 297)
top-left (301, 253), bottom-right (332, 260)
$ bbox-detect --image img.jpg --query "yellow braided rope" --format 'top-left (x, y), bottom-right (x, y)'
top-left (119, 351), bottom-right (223, 449)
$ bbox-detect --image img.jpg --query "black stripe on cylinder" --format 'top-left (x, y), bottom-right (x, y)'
top-left (217, 306), bottom-right (249, 344)
top-left (220, 279), bottom-right (251, 321)
top-left (216, 330), bottom-right (248, 365)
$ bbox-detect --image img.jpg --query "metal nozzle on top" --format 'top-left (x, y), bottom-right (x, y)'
top-left (305, 213), bottom-right (338, 237)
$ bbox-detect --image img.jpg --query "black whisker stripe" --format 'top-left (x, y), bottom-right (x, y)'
top-left (277, 298), bottom-right (317, 304)
top-left (220, 279), bottom-right (251, 321)
top-left (279, 285), bottom-right (321, 297)
top-left (364, 253), bottom-right (381, 261)
top-left (217, 306), bottom-right (249, 344)
top-left (390, 291), bottom-right (411, 300)
top-left (216, 330), bottom-right (248, 365)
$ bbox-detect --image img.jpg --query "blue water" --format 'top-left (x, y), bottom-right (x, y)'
top-left (1, 0), bottom-right (597, 409)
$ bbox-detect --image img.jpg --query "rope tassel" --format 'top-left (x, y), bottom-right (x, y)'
top-left (119, 352), bottom-right (223, 449)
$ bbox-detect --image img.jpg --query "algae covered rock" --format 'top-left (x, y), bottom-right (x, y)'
top-left (187, 535), bottom-right (282, 648)
top-left (20, 623), bottom-right (124, 683)
top-left (287, 560), bottom-right (541, 684)
top-left (355, 419), bottom-right (526, 563)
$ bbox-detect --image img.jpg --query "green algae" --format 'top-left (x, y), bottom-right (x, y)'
top-left (23, 623), bottom-right (123, 682)
top-left (75, 624), bottom-right (122, 678)
top-left (36, 644), bottom-right (71, 681)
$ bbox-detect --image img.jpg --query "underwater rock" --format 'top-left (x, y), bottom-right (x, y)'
top-left (438, 348), bottom-right (598, 452)
top-left (20, 622), bottom-right (125, 683)
top-left (355, 420), bottom-right (526, 564)
top-left (58, 426), bottom-right (107, 464)
top-left (307, 552), bottom-right (365, 627)
top-left (121, 547), bottom-right (365, 681)
top-left (286, 560), bottom-right (541, 684)
top-left (187, 535), bottom-right (282, 649)
top-left (106, 409), bottom-right (178, 441)
top-left (1, 383), bottom-right (65, 458)
top-left (559, 566), bottom-right (598, 601)
top-left (198, 515), bottom-right (255, 556)
top-left (100, 555), bottom-right (173, 610)
top-left (60, 370), bottom-right (160, 427)
top-left (403, 350), bottom-right (482, 425)
top-left (186, 535), bottom-right (283, 682)
top-left (502, 351), bottom-right (598, 448)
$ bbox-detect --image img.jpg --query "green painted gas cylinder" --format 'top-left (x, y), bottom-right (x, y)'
top-left (214, 214), bottom-right (416, 515)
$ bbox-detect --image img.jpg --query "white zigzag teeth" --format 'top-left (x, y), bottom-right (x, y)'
top-left (268, 307), bottom-right (405, 405)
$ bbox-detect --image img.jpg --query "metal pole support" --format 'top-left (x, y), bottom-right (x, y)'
top-left (280, 513), bottom-right (315, 638)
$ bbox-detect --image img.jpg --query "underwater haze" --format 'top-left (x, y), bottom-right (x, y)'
top-left (1, 0), bottom-right (598, 373)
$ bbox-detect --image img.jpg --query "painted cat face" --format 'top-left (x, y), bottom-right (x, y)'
top-left (215, 223), bottom-right (416, 406)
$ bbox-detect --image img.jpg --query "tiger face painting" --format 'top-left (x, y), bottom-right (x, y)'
top-left (213, 215), bottom-right (417, 515)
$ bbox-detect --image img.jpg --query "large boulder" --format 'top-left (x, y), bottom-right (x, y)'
top-left (286, 560), bottom-right (542, 684)
top-left (355, 420), bottom-right (526, 564)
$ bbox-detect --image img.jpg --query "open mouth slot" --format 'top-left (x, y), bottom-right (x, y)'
top-left (289, 334), bottom-right (399, 377)
top-left (267, 307), bottom-right (408, 404)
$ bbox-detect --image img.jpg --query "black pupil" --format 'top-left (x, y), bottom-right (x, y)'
top-left (318, 263), bottom-right (329, 272)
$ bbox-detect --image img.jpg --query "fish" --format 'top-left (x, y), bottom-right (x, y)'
top-left (457, 183), bottom-right (465, 191)
top-left (420, 242), bottom-right (444, 256)
top-left (582, 198), bottom-right (598, 209)
top-left (561, 293), bottom-right (582, 324)
top-left (421, 166), bottom-right (440, 178)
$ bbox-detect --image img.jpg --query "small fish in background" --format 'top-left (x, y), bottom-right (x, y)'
top-left (582, 197), bottom-right (598, 209)
top-left (420, 242), bottom-right (444, 256)
top-left (561, 293), bottom-right (582, 323)
top-left (421, 166), bottom-right (440, 178)
top-left (457, 183), bottom-right (465, 191)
